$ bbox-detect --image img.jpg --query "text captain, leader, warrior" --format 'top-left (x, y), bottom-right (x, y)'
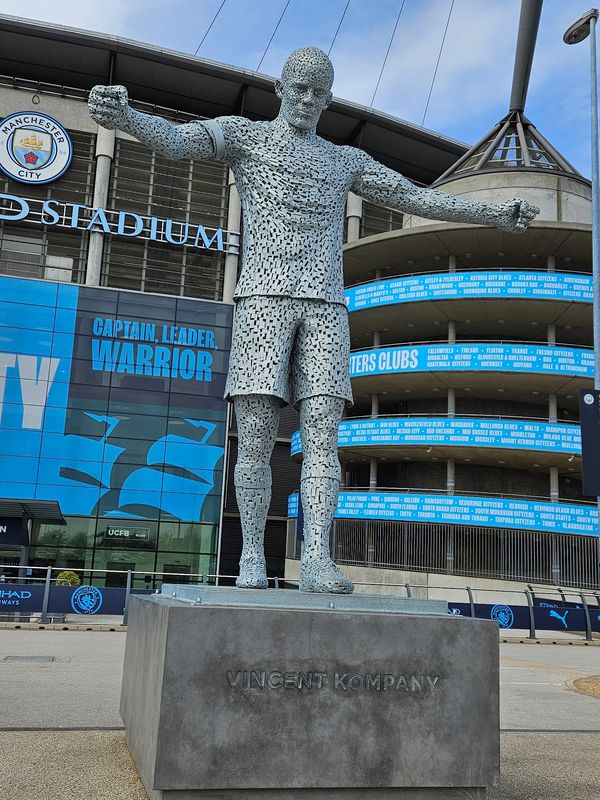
top-left (89, 47), bottom-right (538, 594)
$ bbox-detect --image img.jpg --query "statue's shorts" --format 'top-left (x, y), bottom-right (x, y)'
top-left (224, 295), bottom-right (353, 408)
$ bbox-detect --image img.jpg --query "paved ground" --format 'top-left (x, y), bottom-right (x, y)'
top-left (0, 629), bottom-right (599, 799)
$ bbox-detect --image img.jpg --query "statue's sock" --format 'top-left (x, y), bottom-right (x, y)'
top-left (300, 476), bottom-right (339, 562)
top-left (235, 463), bottom-right (271, 563)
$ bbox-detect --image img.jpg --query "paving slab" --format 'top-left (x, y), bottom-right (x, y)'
top-left (2, 730), bottom-right (599, 800)
top-left (491, 732), bottom-right (600, 800)
top-left (0, 730), bottom-right (147, 800)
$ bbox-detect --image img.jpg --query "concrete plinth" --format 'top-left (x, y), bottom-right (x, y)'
top-left (121, 588), bottom-right (499, 799)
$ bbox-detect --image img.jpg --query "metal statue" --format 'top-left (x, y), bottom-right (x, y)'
top-left (89, 46), bottom-right (538, 594)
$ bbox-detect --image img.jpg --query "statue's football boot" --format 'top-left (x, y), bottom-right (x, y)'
top-left (299, 556), bottom-right (353, 594)
top-left (236, 552), bottom-right (269, 589)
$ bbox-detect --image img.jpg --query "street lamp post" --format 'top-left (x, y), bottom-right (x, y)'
top-left (564, 9), bottom-right (600, 586)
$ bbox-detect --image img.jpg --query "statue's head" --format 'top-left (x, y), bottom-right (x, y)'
top-left (275, 47), bottom-right (334, 131)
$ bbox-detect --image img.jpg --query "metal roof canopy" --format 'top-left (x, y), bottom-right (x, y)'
top-left (0, 13), bottom-right (467, 186)
top-left (434, 109), bottom-right (585, 185)
top-left (0, 499), bottom-right (66, 525)
top-left (434, 0), bottom-right (588, 187)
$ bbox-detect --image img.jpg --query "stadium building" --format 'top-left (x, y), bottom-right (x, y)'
top-left (0, 14), bottom-right (466, 587)
top-left (286, 12), bottom-right (599, 594)
top-left (0, 13), bottom-right (596, 594)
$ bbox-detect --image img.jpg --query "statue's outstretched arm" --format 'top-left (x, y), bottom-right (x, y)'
top-left (386, 173), bottom-right (539, 232)
top-left (88, 85), bottom-right (219, 161)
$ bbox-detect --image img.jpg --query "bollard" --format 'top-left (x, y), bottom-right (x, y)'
top-left (40, 566), bottom-right (52, 624)
top-left (404, 582), bottom-right (412, 598)
top-left (524, 590), bottom-right (536, 639)
top-left (274, 576), bottom-right (280, 589)
top-left (123, 570), bottom-right (132, 625)
top-left (580, 593), bottom-right (593, 642)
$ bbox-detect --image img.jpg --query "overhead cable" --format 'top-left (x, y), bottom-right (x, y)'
top-left (370, 0), bottom-right (406, 107)
top-left (257, 0), bottom-right (293, 71)
top-left (421, 0), bottom-right (455, 126)
top-left (195, 0), bottom-right (227, 55)
top-left (328, 0), bottom-right (351, 56)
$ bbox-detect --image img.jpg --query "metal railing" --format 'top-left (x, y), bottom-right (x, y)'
top-left (343, 412), bottom-right (577, 424)
top-left (324, 518), bottom-right (600, 590)
top-left (1, 563), bottom-right (598, 640)
top-left (346, 267), bottom-right (592, 290)
top-left (350, 338), bottom-right (593, 352)
top-left (333, 485), bottom-right (597, 505)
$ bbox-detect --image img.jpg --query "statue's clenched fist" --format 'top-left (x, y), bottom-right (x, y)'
top-left (88, 85), bottom-right (130, 130)
top-left (498, 198), bottom-right (540, 233)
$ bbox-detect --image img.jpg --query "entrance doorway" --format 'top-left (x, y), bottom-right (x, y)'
top-left (105, 561), bottom-right (135, 588)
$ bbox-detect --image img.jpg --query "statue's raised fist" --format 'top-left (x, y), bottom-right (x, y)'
top-left (88, 85), bottom-right (130, 130)
top-left (498, 197), bottom-right (540, 234)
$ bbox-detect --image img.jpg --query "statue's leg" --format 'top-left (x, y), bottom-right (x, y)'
top-left (233, 393), bottom-right (281, 589)
top-left (298, 394), bottom-right (353, 594)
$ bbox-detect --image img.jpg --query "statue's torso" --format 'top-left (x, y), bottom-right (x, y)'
top-left (219, 117), bottom-right (361, 305)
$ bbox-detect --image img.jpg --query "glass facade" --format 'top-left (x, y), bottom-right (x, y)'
top-left (102, 138), bottom-right (227, 299)
top-left (0, 130), bottom-right (95, 283)
top-left (361, 200), bottom-right (403, 238)
top-left (0, 274), bottom-right (232, 587)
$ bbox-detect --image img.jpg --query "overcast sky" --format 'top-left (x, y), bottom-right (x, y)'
top-left (1, 0), bottom-right (593, 176)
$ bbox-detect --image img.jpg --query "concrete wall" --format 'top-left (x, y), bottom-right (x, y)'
top-left (403, 170), bottom-right (592, 229)
top-left (284, 558), bottom-right (589, 603)
top-left (0, 86), bottom-right (96, 134)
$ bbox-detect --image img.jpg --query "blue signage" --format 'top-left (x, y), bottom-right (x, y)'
top-left (291, 418), bottom-right (581, 456)
top-left (350, 344), bottom-right (595, 379)
top-left (490, 604), bottom-right (515, 629)
top-left (0, 518), bottom-right (23, 547)
top-left (345, 271), bottom-right (593, 312)
top-left (447, 602), bottom-right (600, 633)
top-left (0, 112), bottom-right (73, 185)
top-left (0, 275), bottom-right (232, 521)
top-left (0, 193), bottom-right (224, 251)
top-left (287, 492), bottom-right (599, 536)
top-left (70, 585), bottom-right (103, 614)
top-left (0, 585), bottom-right (44, 610)
top-left (0, 583), bottom-right (153, 615)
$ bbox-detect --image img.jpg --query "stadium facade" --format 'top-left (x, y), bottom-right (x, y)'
top-left (0, 14), bottom-right (596, 592)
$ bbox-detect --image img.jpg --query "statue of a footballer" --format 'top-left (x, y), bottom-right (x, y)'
top-left (89, 47), bottom-right (538, 594)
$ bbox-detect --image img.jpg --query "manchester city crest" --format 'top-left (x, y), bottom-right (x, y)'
top-left (490, 604), bottom-right (514, 629)
top-left (0, 111), bottom-right (73, 185)
top-left (71, 585), bottom-right (103, 615)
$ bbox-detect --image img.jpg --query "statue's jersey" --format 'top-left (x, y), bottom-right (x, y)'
top-left (206, 115), bottom-right (405, 305)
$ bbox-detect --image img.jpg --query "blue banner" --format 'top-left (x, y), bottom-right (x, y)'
top-left (345, 271), bottom-right (593, 312)
top-left (447, 601), bottom-right (600, 633)
top-left (287, 492), bottom-right (599, 536)
top-left (0, 275), bottom-right (232, 521)
top-left (48, 585), bottom-right (153, 615)
top-left (350, 343), bottom-right (594, 378)
top-left (0, 584), bottom-right (45, 612)
top-left (0, 583), bottom-right (152, 615)
top-left (291, 417), bottom-right (581, 456)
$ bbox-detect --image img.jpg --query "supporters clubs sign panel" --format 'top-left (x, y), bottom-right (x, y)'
top-left (287, 492), bottom-right (599, 536)
top-left (344, 271), bottom-right (593, 312)
top-left (349, 344), bottom-right (595, 378)
top-left (0, 276), bottom-right (232, 522)
top-left (291, 418), bottom-right (582, 456)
